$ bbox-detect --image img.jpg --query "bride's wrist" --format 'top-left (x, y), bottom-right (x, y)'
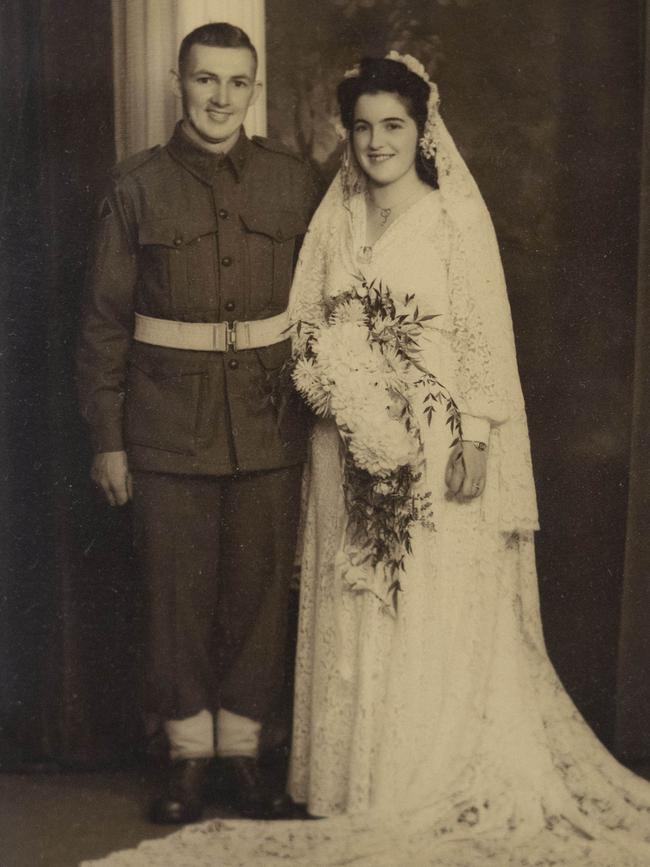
top-left (461, 439), bottom-right (487, 452)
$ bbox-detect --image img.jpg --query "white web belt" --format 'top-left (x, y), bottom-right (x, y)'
top-left (133, 310), bottom-right (290, 352)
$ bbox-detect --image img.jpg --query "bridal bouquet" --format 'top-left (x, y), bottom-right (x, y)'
top-left (291, 277), bottom-right (460, 607)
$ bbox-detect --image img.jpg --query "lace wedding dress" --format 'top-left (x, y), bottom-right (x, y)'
top-left (84, 179), bottom-right (650, 867)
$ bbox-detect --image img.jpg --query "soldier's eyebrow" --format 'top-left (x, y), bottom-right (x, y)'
top-left (193, 70), bottom-right (252, 83)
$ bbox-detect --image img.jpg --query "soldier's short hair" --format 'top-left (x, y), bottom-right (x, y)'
top-left (178, 23), bottom-right (258, 75)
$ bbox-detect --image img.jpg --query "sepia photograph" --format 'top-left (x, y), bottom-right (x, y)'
top-left (1, 0), bottom-right (649, 864)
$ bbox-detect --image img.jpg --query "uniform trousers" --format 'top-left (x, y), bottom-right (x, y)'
top-left (132, 465), bottom-right (302, 743)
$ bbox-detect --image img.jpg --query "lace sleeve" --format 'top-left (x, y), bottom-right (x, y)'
top-left (447, 199), bottom-right (524, 427)
top-left (445, 200), bottom-right (539, 533)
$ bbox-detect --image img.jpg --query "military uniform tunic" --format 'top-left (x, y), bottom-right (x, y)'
top-left (78, 123), bottom-right (321, 476)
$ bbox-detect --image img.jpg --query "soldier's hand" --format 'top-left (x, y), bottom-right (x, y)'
top-left (91, 450), bottom-right (133, 506)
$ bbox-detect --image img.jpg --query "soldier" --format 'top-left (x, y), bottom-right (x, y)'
top-left (77, 23), bottom-right (321, 823)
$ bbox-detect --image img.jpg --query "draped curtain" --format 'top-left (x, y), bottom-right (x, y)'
top-left (0, 0), bottom-right (125, 769)
top-left (111, 0), bottom-right (266, 159)
top-left (616, 4), bottom-right (650, 762)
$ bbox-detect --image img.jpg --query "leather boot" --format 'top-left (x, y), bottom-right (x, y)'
top-left (151, 757), bottom-right (210, 824)
top-left (217, 756), bottom-right (292, 819)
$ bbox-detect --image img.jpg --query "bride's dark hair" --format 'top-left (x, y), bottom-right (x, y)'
top-left (337, 57), bottom-right (439, 189)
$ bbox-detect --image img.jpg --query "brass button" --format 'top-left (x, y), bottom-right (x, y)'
top-left (225, 301), bottom-right (235, 312)
top-left (218, 209), bottom-right (228, 219)
top-left (174, 236), bottom-right (183, 246)
top-left (228, 358), bottom-right (239, 370)
top-left (221, 256), bottom-right (232, 267)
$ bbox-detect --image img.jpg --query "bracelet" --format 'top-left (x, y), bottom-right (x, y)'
top-left (461, 439), bottom-right (487, 452)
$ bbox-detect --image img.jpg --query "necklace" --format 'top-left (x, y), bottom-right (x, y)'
top-left (359, 186), bottom-right (428, 264)
top-left (378, 206), bottom-right (391, 226)
top-left (367, 186), bottom-right (427, 227)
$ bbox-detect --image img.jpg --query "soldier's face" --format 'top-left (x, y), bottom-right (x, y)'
top-left (176, 45), bottom-right (260, 152)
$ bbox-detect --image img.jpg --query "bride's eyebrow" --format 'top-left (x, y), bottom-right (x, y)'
top-left (353, 116), bottom-right (406, 124)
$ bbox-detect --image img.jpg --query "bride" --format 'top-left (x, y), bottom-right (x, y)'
top-left (86, 53), bottom-right (650, 867)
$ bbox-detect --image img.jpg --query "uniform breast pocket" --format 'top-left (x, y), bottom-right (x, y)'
top-left (240, 210), bottom-right (307, 311)
top-left (138, 218), bottom-right (217, 314)
top-left (124, 354), bottom-right (208, 454)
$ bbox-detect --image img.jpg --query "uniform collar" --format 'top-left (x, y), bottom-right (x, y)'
top-left (167, 121), bottom-right (251, 184)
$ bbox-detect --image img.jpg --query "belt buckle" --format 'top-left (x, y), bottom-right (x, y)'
top-left (226, 320), bottom-right (238, 352)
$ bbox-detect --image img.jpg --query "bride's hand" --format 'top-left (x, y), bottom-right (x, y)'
top-left (445, 441), bottom-right (487, 499)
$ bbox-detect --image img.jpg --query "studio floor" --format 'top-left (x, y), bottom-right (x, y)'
top-left (0, 766), bottom-right (243, 867)
top-left (3, 762), bottom-right (650, 867)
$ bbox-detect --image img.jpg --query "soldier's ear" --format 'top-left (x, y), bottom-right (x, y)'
top-left (249, 80), bottom-right (263, 107)
top-left (170, 69), bottom-right (182, 100)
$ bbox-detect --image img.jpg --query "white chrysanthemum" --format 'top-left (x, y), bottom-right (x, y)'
top-left (315, 322), bottom-right (377, 380)
top-left (292, 357), bottom-right (330, 417)
top-left (328, 297), bottom-right (367, 327)
top-left (332, 378), bottom-right (418, 475)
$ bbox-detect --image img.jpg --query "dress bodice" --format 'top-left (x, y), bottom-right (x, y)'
top-left (325, 190), bottom-right (454, 334)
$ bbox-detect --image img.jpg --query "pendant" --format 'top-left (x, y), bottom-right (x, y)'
top-left (379, 207), bottom-right (391, 225)
top-left (357, 245), bottom-right (373, 264)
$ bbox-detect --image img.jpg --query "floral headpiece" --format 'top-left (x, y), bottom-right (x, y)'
top-left (340, 50), bottom-right (440, 161)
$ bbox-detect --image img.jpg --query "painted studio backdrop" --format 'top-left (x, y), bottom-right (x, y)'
top-left (1, 0), bottom-right (649, 769)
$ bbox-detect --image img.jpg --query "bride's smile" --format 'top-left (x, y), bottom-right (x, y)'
top-left (352, 91), bottom-right (420, 188)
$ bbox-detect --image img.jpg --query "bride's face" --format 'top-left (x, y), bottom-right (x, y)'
top-left (351, 91), bottom-right (419, 188)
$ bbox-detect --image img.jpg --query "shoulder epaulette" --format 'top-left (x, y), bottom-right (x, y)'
top-left (252, 135), bottom-right (305, 163)
top-left (111, 144), bottom-right (162, 180)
